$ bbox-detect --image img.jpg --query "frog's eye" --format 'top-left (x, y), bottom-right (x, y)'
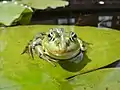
top-left (48, 31), bottom-right (55, 41)
top-left (48, 33), bottom-right (51, 38)
top-left (48, 31), bottom-right (54, 37)
top-left (70, 32), bottom-right (77, 41)
top-left (48, 33), bottom-right (53, 38)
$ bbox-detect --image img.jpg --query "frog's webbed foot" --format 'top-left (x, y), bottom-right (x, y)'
top-left (21, 40), bottom-right (34, 59)
top-left (21, 45), bottom-right (28, 54)
top-left (29, 45), bottom-right (34, 59)
top-left (81, 40), bottom-right (93, 51)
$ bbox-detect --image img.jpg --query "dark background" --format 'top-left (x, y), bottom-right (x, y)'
top-left (1, 0), bottom-right (120, 30)
top-left (31, 0), bottom-right (120, 30)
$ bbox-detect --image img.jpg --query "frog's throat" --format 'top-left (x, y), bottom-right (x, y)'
top-left (45, 50), bottom-right (83, 61)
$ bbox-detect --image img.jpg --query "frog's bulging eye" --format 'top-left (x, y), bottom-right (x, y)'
top-left (48, 33), bottom-right (52, 38)
top-left (50, 32), bottom-right (54, 36)
top-left (48, 31), bottom-right (55, 41)
top-left (70, 32), bottom-right (77, 41)
top-left (72, 33), bottom-right (77, 38)
top-left (48, 31), bottom-right (54, 38)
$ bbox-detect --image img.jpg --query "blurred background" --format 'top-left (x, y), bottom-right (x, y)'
top-left (1, 0), bottom-right (120, 30)
top-left (31, 0), bottom-right (120, 30)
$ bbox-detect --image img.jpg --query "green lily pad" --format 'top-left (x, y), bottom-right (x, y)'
top-left (0, 73), bottom-right (21, 90)
top-left (0, 25), bottom-right (120, 90)
top-left (0, 1), bottom-right (33, 26)
top-left (18, 0), bottom-right (69, 9)
top-left (73, 26), bottom-right (120, 73)
top-left (67, 68), bottom-right (120, 90)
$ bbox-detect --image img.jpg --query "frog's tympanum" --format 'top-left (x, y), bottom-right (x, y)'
top-left (22, 28), bottom-right (86, 66)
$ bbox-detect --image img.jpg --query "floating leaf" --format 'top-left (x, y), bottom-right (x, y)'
top-left (74, 26), bottom-right (120, 73)
top-left (0, 1), bottom-right (33, 26)
top-left (67, 68), bottom-right (120, 90)
top-left (0, 25), bottom-right (120, 90)
top-left (0, 74), bottom-right (21, 90)
top-left (18, 0), bottom-right (69, 9)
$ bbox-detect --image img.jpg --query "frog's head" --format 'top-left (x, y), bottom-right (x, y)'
top-left (43, 28), bottom-right (81, 59)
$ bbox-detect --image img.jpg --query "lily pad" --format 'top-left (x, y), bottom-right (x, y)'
top-left (73, 26), bottom-right (120, 73)
top-left (18, 0), bottom-right (69, 9)
top-left (67, 68), bottom-right (120, 90)
top-left (0, 1), bottom-right (33, 26)
top-left (0, 25), bottom-right (120, 90)
top-left (0, 73), bottom-right (21, 90)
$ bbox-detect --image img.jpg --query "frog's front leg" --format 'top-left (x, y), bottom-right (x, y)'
top-left (35, 46), bottom-right (56, 67)
top-left (40, 54), bottom-right (57, 67)
top-left (78, 38), bottom-right (87, 52)
top-left (76, 38), bottom-right (86, 62)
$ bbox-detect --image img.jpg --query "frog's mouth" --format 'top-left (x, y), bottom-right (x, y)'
top-left (46, 49), bottom-right (82, 60)
top-left (50, 49), bottom-right (70, 54)
top-left (46, 48), bottom-right (81, 60)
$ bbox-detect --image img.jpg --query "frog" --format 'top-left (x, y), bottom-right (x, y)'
top-left (21, 28), bottom-right (86, 66)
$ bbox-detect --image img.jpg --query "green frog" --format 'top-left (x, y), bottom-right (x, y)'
top-left (22, 28), bottom-right (86, 66)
